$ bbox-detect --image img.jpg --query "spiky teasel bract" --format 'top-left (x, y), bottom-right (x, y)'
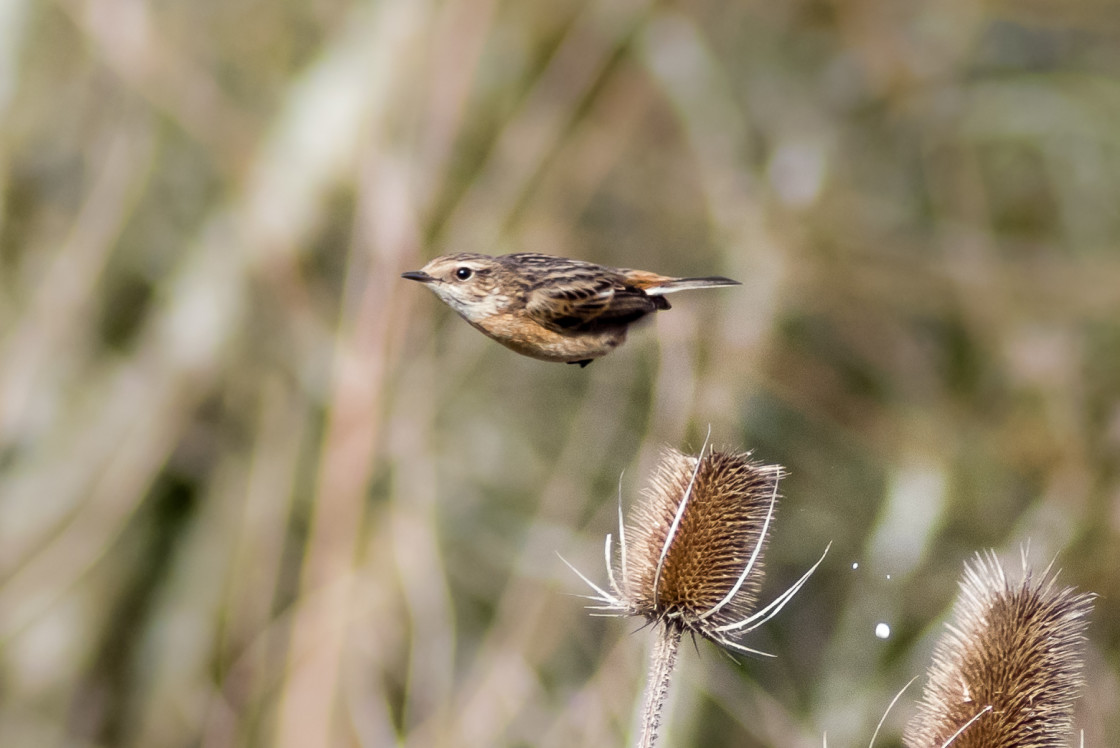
top-left (566, 442), bottom-right (829, 655)
top-left (904, 550), bottom-right (1094, 748)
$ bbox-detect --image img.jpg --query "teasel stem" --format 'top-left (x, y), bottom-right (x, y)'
top-left (638, 624), bottom-right (682, 748)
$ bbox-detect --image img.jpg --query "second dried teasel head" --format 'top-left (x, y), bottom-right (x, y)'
top-left (904, 550), bottom-right (1094, 748)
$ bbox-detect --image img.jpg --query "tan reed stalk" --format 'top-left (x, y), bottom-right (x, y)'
top-left (565, 438), bottom-right (829, 748)
top-left (904, 550), bottom-right (1094, 748)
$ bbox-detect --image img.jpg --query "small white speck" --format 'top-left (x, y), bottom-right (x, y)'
top-left (851, 562), bottom-right (859, 570)
top-left (885, 574), bottom-right (892, 581)
top-left (875, 622), bottom-right (891, 639)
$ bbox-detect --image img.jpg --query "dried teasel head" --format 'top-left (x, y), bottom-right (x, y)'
top-left (904, 550), bottom-right (1094, 748)
top-left (566, 441), bottom-right (828, 656)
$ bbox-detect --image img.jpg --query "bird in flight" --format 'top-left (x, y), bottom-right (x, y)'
top-left (402, 252), bottom-right (739, 366)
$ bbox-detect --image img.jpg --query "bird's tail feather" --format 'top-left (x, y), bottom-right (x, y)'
top-left (644, 276), bottom-right (741, 295)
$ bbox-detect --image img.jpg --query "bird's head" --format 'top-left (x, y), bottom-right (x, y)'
top-left (401, 253), bottom-right (508, 322)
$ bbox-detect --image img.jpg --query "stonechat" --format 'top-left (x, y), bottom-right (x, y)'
top-left (401, 252), bottom-right (739, 366)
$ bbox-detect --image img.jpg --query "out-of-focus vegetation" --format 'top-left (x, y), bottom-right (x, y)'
top-left (2, 1), bottom-right (1119, 746)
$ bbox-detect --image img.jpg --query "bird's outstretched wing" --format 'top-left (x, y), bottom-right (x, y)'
top-left (515, 258), bottom-right (665, 333)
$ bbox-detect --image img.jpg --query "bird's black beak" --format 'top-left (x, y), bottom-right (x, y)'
top-left (401, 271), bottom-right (434, 283)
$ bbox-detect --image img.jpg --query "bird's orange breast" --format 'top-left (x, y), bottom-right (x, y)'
top-left (471, 313), bottom-right (628, 363)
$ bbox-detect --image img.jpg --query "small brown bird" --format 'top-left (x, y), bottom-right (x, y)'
top-left (402, 252), bottom-right (739, 366)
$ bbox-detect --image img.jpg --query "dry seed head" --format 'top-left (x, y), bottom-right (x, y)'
top-left (563, 442), bottom-right (827, 657)
top-left (904, 551), bottom-right (1094, 748)
top-left (623, 447), bottom-right (781, 631)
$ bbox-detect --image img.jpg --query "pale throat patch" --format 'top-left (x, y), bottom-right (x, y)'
top-left (432, 286), bottom-right (508, 322)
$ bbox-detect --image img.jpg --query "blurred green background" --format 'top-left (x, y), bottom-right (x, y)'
top-left (2, 1), bottom-right (1119, 746)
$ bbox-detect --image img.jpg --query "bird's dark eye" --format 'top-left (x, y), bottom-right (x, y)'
top-left (455, 267), bottom-right (473, 280)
